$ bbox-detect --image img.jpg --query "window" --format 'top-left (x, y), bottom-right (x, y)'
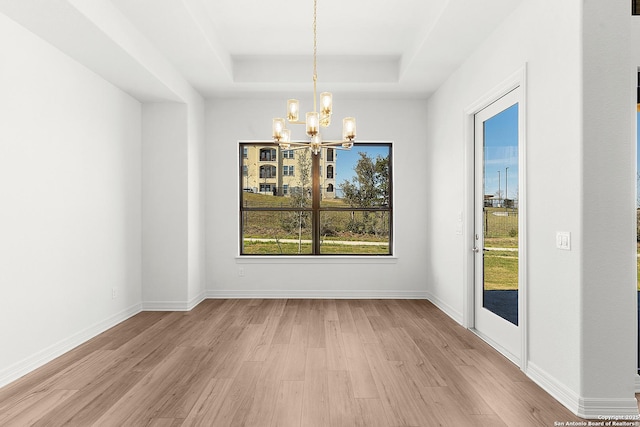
top-left (260, 148), bottom-right (277, 161)
top-left (326, 165), bottom-right (334, 179)
top-left (327, 148), bottom-right (334, 162)
top-left (634, 0), bottom-right (639, 14)
top-left (260, 165), bottom-right (276, 178)
top-left (259, 183), bottom-right (273, 193)
top-left (240, 142), bottom-right (393, 255)
top-left (283, 150), bottom-right (295, 159)
top-left (243, 147), bottom-right (248, 158)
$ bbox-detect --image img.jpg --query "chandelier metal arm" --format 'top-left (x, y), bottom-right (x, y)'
top-left (286, 140), bottom-right (353, 146)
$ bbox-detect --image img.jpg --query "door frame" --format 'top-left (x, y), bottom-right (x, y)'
top-left (463, 65), bottom-right (528, 370)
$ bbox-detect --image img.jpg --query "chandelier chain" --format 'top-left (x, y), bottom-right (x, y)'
top-left (312, 0), bottom-right (318, 113)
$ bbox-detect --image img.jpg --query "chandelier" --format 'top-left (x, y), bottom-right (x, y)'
top-left (271, 0), bottom-right (356, 155)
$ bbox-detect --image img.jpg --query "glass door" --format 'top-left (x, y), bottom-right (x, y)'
top-left (474, 87), bottom-right (521, 362)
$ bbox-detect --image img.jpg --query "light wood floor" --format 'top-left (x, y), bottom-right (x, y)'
top-left (0, 299), bottom-right (591, 426)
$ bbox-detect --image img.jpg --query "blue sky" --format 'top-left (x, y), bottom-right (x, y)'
top-left (335, 144), bottom-right (390, 186)
top-left (484, 103), bottom-right (519, 199)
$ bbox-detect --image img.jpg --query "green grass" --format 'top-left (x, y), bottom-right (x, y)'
top-left (480, 208), bottom-right (519, 290)
top-left (484, 207), bottom-right (518, 239)
top-left (242, 193), bottom-right (390, 244)
top-left (484, 251), bottom-right (518, 290)
top-left (243, 240), bottom-right (389, 255)
top-left (485, 237), bottom-right (518, 249)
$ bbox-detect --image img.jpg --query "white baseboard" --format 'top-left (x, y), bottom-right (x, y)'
top-left (142, 291), bottom-right (206, 311)
top-left (527, 362), bottom-right (639, 419)
top-left (576, 397), bottom-right (640, 419)
top-left (425, 291), bottom-right (463, 325)
top-left (205, 289), bottom-right (429, 299)
top-left (526, 362), bottom-right (585, 416)
top-left (0, 303), bottom-right (142, 389)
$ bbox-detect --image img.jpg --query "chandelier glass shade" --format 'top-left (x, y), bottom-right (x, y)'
top-left (271, 0), bottom-right (356, 155)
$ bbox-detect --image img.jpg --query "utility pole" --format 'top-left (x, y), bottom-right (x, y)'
top-left (505, 167), bottom-right (509, 209)
top-left (497, 170), bottom-right (501, 207)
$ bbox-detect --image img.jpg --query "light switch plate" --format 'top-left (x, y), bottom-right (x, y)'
top-left (556, 232), bottom-right (571, 250)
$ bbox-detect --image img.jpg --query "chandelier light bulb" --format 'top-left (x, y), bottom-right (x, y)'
top-left (342, 117), bottom-right (356, 141)
top-left (320, 92), bottom-right (332, 116)
top-left (282, 128), bottom-right (291, 144)
top-left (287, 99), bottom-right (299, 122)
top-left (272, 118), bottom-right (285, 141)
top-left (306, 112), bottom-right (319, 136)
top-left (280, 129), bottom-right (291, 149)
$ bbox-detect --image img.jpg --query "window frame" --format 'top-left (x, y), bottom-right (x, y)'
top-left (239, 141), bottom-right (394, 257)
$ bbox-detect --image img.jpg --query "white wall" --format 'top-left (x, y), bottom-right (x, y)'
top-left (0, 13), bottom-right (142, 386)
top-left (142, 103), bottom-right (188, 306)
top-left (425, 0), bottom-right (637, 417)
top-left (141, 100), bottom-right (206, 309)
top-left (206, 96), bottom-right (429, 298)
top-left (187, 101), bottom-right (206, 304)
top-left (581, 0), bottom-right (636, 408)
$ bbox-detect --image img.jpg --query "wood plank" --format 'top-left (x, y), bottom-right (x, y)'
top-left (146, 417), bottom-right (185, 427)
top-left (181, 378), bottom-right (234, 426)
top-left (0, 389), bottom-right (77, 426)
top-left (349, 305), bottom-right (379, 344)
top-left (282, 344), bottom-right (307, 381)
top-left (245, 315), bottom-right (280, 362)
top-left (242, 344), bottom-right (289, 427)
top-left (325, 320), bottom-right (347, 370)
top-left (301, 347), bottom-right (330, 427)
top-left (271, 303), bottom-right (298, 344)
top-left (208, 361), bottom-right (263, 426)
top-left (271, 381), bottom-right (304, 427)
top-left (327, 370), bottom-right (358, 427)
top-left (362, 343), bottom-right (426, 426)
top-left (32, 355), bottom-right (145, 426)
top-left (91, 346), bottom-right (212, 425)
top-left (354, 398), bottom-right (391, 427)
top-left (322, 299), bottom-right (339, 321)
top-left (335, 300), bottom-right (356, 333)
top-left (212, 323), bottom-right (264, 378)
top-left (307, 306), bottom-right (326, 348)
top-left (341, 332), bottom-right (378, 399)
top-left (419, 385), bottom-right (483, 426)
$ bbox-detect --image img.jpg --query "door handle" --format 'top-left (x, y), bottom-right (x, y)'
top-left (472, 247), bottom-right (480, 253)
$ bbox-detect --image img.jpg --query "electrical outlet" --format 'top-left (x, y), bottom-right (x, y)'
top-left (112, 287), bottom-right (118, 299)
top-left (239, 267), bottom-right (245, 277)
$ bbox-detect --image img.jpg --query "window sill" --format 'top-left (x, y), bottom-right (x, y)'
top-left (236, 256), bottom-right (398, 264)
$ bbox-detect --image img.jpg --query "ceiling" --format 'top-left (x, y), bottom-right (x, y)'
top-left (0, 0), bottom-right (522, 100)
